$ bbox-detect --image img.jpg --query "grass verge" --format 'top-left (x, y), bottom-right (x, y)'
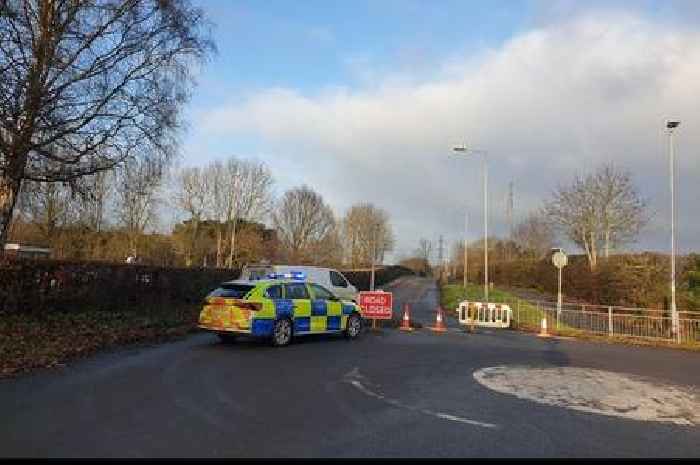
top-left (0, 305), bottom-right (201, 378)
top-left (440, 283), bottom-right (700, 351)
top-left (440, 283), bottom-right (548, 327)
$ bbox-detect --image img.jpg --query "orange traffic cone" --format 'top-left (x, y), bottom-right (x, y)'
top-left (430, 307), bottom-right (448, 333)
top-left (399, 303), bottom-right (414, 331)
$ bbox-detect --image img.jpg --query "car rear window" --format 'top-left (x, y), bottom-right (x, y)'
top-left (208, 284), bottom-right (255, 299)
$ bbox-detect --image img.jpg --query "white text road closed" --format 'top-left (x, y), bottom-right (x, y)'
top-left (358, 291), bottom-right (393, 320)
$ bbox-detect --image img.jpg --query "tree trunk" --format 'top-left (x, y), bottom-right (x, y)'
top-left (589, 231), bottom-right (597, 271)
top-left (582, 231), bottom-right (593, 270)
top-left (187, 218), bottom-right (199, 268)
top-left (228, 219), bottom-right (237, 269)
top-left (604, 229), bottom-right (610, 259)
top-left (216, 228), bottom-right (222, 268)
top-left (0, 174), bottom-right (22, 249)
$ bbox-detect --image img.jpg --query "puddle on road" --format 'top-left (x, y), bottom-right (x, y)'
top-left (473, 366), bottom-right (700, 426)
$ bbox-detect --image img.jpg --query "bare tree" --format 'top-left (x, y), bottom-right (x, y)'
top-left (341, 203), bottom-right (395, 268)
top-left (273, 185), bottom-right (336, 264)
top-left (512, 211), bottom-right (554, 259)
top-left (205, 160), bottom-right (227, 267)
top-left (221, 157), bottom-right (273, 268)
top-left (544, 163), bottom-right (648, 270)
top-left (0, 0), bottom-right (214, 248)
top-left (175, 166), bottom-right (208, 267)
top-left (115, 158), bottom-right (163, 257)
top-left (415, 238), bottom-right (432, 273)
top-left (16, 180), bottom-right (75, 242)
top-left (595, 164), bottom-right (649, 258)
top-left (75, 171), bottom-right (111, 232)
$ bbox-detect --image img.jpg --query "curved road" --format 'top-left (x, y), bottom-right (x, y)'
top-left (2, 276), bottom-right (699, 458)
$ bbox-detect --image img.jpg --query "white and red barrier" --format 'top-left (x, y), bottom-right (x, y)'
top-left (456, 301), bottom-right (512, 329)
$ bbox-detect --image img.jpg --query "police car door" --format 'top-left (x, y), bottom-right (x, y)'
top-left (310, 283), bottom-right (342, 332)
top-left (284, 282), bottom-right (311, 334)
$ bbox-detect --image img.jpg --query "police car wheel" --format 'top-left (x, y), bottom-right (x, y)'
top-left (345, 313), bottom-right (362, 339)
top-left (272, 318), bottom-right (293, 347)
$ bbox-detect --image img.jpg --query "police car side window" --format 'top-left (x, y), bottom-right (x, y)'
top-left (265, 285), bottom-right (283, 299)
top-left (330, 271), bottom-right (347, 288)
top-left (284, 283), bottom-right (309, 300)
top-left (311, 284), bottom-right (335, 300)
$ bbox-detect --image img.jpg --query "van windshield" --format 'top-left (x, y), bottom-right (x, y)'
top-left (208, 284), bottom-right (255, 299)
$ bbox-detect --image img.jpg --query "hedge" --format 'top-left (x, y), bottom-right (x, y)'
top-left (0, 256), bottom-right (239, 315)
top-left (0, 257), bottom-right (414, 315)
top-left (461, 253), bottom-right (698, 310)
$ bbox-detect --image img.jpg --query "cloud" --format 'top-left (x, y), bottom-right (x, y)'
top-left (197, 10), bottom-right (700, 260)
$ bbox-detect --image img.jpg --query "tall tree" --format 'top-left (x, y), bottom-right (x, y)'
top-left (416, 238), bottom-right (432, 273)
top-left (221, 157), bottom-right (273, 268)
top-left (594, 164), bottom-right (649, 258)
top-left (512, 211), bottom-right (554, 259)
top-left (175, 165), bottom-right (208, 267)
top-left (544, 163), bottom-right (648, 270)
top-left (341, 203), bottom-right (395, 268)
top-left (205, 160), bottom-right (227, 267)
top-left (16, 179), bottom-right (75, 242)
top-left (273, 185), bottom-right (336, 264)
top-left (75, 171), bottom-right (111, 232)
top-left (0, 0), bottom-right (214, 248)
top-left (115, 158), bottom-right (163, 256)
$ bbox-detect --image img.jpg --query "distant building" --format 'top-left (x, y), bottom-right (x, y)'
top-left (3, 243), bottom-right (52, 259)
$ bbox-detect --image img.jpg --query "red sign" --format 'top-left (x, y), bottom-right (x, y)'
top-left (358, 291), bottom-right (393, 320)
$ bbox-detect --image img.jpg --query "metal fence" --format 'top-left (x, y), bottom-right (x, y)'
top-left (506, 298), bottom-right (700, 345)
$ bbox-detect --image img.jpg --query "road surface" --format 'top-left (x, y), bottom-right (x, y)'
top-left (2, 276), bottom-right (699, 458)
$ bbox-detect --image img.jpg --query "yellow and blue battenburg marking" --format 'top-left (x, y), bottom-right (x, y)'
top-left (198, 278), bottom-right (362, 338)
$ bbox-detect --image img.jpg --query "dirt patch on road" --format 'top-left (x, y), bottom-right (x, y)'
top-left (474, 366), bottom-right (700, 426)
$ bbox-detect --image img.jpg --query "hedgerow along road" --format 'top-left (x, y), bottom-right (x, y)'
top-left (1, 276), bottom-right (699, 458)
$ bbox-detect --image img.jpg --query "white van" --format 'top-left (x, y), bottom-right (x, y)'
top-left (240, 264), bottom-right (359, 302)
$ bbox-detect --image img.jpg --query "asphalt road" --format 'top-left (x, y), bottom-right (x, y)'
top-left (2, 276), bottom-right (699, 458)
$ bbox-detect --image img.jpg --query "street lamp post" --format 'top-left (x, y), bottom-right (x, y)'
top-left (370, 224), bottom-right (376, 292)
top-left (666, 119), bottom-right (680, 343)
top-left (452, 144), bottom-right (489, 303)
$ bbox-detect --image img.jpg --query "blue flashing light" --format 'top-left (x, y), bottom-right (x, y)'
top-left (267, 271), bottom-right (306, 281)
top-left (290, 271), bottom-right (306, 280)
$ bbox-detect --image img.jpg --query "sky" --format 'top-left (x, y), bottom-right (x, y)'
top-left (177, 0), bottom-right (700, 263)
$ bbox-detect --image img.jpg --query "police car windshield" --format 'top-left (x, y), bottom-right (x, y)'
top-left (208, 284), bottom-right (255, 299)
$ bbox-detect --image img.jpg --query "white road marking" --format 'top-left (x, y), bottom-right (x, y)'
top-left (346, 372), bottom-right (498, 429)
top-left (474, 366), bottom-right (700, 426)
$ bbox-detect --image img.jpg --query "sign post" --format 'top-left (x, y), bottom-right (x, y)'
top-left (552, 250), bottom-right (568, 329)
top-left (358, 291), bottom-right (393, 330)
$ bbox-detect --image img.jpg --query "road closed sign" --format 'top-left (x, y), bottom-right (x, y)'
top-left (358, 291), bottom-right (393, 320)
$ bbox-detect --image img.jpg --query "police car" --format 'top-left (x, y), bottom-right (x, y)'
top-left (198, 271), bottom-right (364, 347)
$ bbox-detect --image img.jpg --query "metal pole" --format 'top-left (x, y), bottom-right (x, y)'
top-left (557, 267), bottom-right (562, 315)
top-left (669, 129), bottom-right (679, 343)
top-left (463, 210), bottom-right (468, 290)
top-left (370, 224), bottom-right (376, 291)
top-left (483, 153), bottom-right (489, 304)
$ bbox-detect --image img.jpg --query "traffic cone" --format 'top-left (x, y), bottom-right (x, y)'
top-left (430, 307), bottom-right (448, 333)
top-left (399, 303), bottom-right (414, 331)
top-left (538, 317), bottom-right (550, 337)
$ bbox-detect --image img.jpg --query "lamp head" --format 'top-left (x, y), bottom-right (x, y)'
top-left (666, 119), bottom-right (680, 129)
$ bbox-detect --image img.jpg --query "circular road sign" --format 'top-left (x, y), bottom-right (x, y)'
top-left (553, 251), bottom-right (568, 269)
